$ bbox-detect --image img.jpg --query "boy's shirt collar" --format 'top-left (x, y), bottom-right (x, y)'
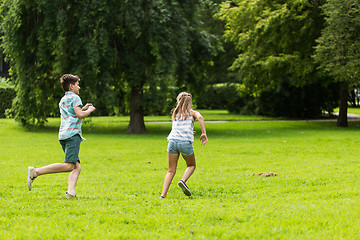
top-left (66, 91), bottom-right (77, 96)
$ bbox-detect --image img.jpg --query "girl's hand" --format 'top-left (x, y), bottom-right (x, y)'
top-left (82, 103), bottom-right (93, 111)
top-left (200, 134), bottom-right (208, 146)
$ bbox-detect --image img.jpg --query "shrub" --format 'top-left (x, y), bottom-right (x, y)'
top-left (254, 81), bottom-right (339, 118)
top-left (195, 81), bottom-right (339, 118)
top-left (143, 84), bottom-right (177, 116)
top-left (196, 83), bottom-right (243, 111)
top-left (0, 86), bottom-right (16, 118)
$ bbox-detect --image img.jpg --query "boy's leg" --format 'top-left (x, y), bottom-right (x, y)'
top-left (67, 162), bottom-right (81, 197)
top-left (35, 163), bottom-right (76, 176)
top-left (27, 163), bottom-right (76, 191)
top-left (181, 153), bottom-right (196, 183)
top-left (161, 153), bottom-right (179, 198)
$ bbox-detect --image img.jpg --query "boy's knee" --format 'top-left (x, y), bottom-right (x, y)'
top-left (65, 163), bottom-right (76, 171)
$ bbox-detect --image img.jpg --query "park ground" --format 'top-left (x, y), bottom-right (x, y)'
top-left (1, 110), bottom-right (360, 239)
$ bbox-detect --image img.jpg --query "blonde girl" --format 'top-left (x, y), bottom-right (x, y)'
top-left (160, 92), bottom-right (208, 198)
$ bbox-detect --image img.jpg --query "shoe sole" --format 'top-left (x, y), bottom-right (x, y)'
top-left (178, 181), bottom-right (191, 196)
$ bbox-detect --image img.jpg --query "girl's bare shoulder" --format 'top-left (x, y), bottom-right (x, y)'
top-left (190, 109), bottom-right (201, 118)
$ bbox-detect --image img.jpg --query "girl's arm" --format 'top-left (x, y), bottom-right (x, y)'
top-left (191, 110), bottom-right (208, 145)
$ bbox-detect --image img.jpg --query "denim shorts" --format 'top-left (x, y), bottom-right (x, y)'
top-left (59, 134), bottom-right (81, 164)
top-left (167, 139), bottom-right (194, 157)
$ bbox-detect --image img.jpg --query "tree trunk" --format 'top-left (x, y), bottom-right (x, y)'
top-left (127, 85), bottom-right (146, 134)
top-left (337, 82), bottom-right (348, 127)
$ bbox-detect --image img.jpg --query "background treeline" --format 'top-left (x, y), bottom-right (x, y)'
top-left (1, 0), bottom-right (359, 130)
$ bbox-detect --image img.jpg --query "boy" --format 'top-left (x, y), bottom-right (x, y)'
top-left (27, 74), bottom-right (96, 198)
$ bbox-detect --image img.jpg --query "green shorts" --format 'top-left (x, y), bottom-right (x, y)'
top-left (59, 134), bottom-right (81, 164)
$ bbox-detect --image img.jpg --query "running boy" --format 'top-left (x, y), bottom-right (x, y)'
top-left (27, 74), bottom-right (96, 198)
top-left (160, 92), bottom-right (208, 198)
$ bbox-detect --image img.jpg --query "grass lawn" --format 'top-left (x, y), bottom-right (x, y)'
top-left (1, 114), bottom-right (360, 239)
top-left (335, 107), bottom-right (360, 116)
top-left (100, 109), bottom-right (278, 122)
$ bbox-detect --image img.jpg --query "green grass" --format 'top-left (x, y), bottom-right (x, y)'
top-left (335, 107), bottom-right (360, 115)
top-left (144, 109), bottom-right (277, 122)
top-left (2, 115), bottom-right (360, 239)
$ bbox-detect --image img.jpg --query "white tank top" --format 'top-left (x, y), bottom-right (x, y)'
top-left (167, 114), bottom-right (194, 142)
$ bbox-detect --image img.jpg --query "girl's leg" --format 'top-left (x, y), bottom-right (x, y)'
top-left (161, 153), bottom-right (180, 198)
top-left (67, 162), bottom-right (81, 196)
top-left (35, 162), bottom-right (75, 177)
top-left (181, 153), bottom-right (196, 183)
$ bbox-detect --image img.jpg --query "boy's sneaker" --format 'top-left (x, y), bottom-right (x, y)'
top-left (66, 192), bottom-right (76, 198)
top-left (178, 180), bottom-right (191, 196)
top-left (27, 167), bottom-right (36, 191)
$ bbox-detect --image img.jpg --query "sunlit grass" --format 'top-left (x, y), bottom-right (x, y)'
top-left (334, 107), bottom-right (360, 115)
top-left (1, 116), bottom-right (360, 239)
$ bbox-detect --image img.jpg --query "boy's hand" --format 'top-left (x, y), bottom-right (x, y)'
top-left (200, 134), bottom-right (208, 146)
top-left (82, 103), bottom-right (93, 111)
top-left (88, 105), bottom-right (96, 112)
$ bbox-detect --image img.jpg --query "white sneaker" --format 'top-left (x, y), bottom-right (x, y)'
top-left (27, 167), bottom-right (36, 191)
top-left (66, 192), bottom-right (76, 198)
top-left (178, 180), bottom-right (191, 196)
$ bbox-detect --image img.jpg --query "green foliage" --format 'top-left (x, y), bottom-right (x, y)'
top-left (2, 116), bottom-right (360, 238)
top-left (0, 84), bottom-right (15, 118)
top-left (143, 81), bottom-right (177, 116)
top-left (255, 80), bottom-right (339, 118)
top-left (214, 0), bottom-right (344, 118)
top-left (217, 0), bottom-right (326, 90)
top-left (0, 0), bottom-right (217, 131)
top-left (196, 83), bottom-right (245, 112)
top-left (196, 80), bottom-right (339, 118)
top-left (313, 0), bottom-right (360, 82)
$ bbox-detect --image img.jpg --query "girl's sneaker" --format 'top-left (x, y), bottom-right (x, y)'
top-left (178, 180), bottom-right (191, 196)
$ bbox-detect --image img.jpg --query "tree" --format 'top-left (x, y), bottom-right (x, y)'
top-left (112, 1), bottom-right (216, 133)
top-left (1, 0), bottom-right (115, 125)
top-left (0, 0), bottom-right (215, 133)
top-left (216, 0), bottom-right (335, 117)
top-left (313, 0), bottom-right (360, 127)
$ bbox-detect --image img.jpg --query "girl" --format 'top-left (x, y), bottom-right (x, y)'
top-left (161, 92), bottom-right (208, 198)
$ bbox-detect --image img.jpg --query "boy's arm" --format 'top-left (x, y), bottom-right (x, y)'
top-left (74, 105), bottom-right (96, 119)
top-left (191, 110), bottom-right (208, 145)
top-left (82, 103), bottom-right (93, 111)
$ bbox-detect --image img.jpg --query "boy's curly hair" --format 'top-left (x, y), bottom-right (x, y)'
top-left (60, 74), bottom-right (80, 91)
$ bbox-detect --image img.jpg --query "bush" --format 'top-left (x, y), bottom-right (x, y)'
top-left (196, 83), bottom-right (243, 111)
top-left (143, 84), bottom-right (177, 116)
top-left (254, 81), bottom-right (339, 118)
top-left (0, 86), bottom-right (16, 118)
top-left (195, 81), bottom-right (339, 118)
